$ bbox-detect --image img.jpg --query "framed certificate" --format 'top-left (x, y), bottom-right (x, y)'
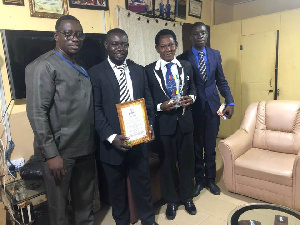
top-left (2, 0), bottom-right (24, 5)
top-left (188, 0), bottom-right (202, 19)
top-left (69, 0), bottom-right (108, 10)
top-left (116, 98), bottom-right (151, 146)
top-left (29, 0), bottom-right (68, 19)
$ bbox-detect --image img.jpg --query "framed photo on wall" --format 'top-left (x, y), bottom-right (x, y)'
top-left (176, 0), bottom-right (186, 19)
top-left (154, 0), bottom-right (176, 21)
top-left (126, 0), bottom-right (154, 16)
top-left (29, 0), bottom-right (68, 19)
top-left (69, 0), bottom-right (108, 10)
top-left (2, 0), bottom-right (24, 6)
top-left (189, 0), bottom-right (202, 18)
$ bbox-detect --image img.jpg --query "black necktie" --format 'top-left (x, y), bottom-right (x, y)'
top-left (116, 65), bottom-right (131, 103)
top-left (198, 51), bottom-right (207, 82)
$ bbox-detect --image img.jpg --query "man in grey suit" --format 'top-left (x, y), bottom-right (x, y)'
top-left (26, 15), bottom-right (95, 225)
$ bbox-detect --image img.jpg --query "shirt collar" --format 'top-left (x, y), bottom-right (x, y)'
top-left (107, 56), bottom-right (127, 69)
top-left (155, 57), bottom-right (182, 70)
top-left (192, 46), bottom-right (207, 57)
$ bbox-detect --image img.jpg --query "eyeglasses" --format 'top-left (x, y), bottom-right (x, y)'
top-left (57, 30), bottom-right (85, 40)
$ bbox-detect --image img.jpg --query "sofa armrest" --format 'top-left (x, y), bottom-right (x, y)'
top-left (293, 154), bottom-right (300, 211)
top-left (218, 129), bottom-right (253, 192)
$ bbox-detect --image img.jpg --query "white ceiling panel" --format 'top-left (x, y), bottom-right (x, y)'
top-left (215, 0), bottom-right (256, 5)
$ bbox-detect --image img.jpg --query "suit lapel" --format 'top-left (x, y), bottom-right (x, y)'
top-left (154, 61), bottom-right (169, 97)
top-left (206, 47), bottom-right (214, 81)
top-left (188, 49), bottom-right (198, 71)
top-left (127, 63), bottom-right (137, 100)
top-left (104, 60), bottom-right (120, 102)
top-left (177, 63), bottom-right (185, 94)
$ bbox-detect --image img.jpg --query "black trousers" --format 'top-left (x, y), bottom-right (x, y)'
top-left (41, 154), bottom-right (95, 225)
top-left (193, 102), bottom-right (220, 184)
top-left (159, 122), bottom-right (195, 203)
top-left (101, 148), bottom-right (155, 225)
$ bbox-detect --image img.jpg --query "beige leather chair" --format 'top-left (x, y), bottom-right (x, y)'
top-left (218, 100), bottom-right (300, 211)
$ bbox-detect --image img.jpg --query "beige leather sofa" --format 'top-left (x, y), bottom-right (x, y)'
top-left (218, 100), bottom-right (300, 211)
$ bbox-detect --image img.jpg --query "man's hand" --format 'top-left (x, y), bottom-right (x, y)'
top-left (180, 95), bottom-right (193, 108)
top-left (160, 100), bottom-right (177, 111)
top-left (223, 105), bottom-right (234, 119)
top-left (112, 135), bottom-right (131, 152)
top-left (46, 155), bottom-right (66, 180)
top-left (149, 126), bottom-right (155, 141)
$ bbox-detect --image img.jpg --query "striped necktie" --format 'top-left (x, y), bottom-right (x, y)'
top-left (198, 51), bottom-right (207, 82)
top-left (116, 65), bottom-right (131, 103)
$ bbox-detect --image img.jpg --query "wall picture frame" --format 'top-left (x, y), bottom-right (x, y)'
top-left (2, 0), bottom-right (24, 6)
top-left (69, 0), bottom-right (108, 10)
top-left (188, 0), bottom-right (202, 18)
top-left (176, 0), bottom-right (186, 19)
top-left (29, 0), bottom-right (68, 19)
top-left (126, 0), bottom-right (154, 16)
top-left (154, 0), bottom-right (176, 21)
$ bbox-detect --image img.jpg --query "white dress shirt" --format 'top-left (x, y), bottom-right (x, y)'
top-left (107, 57), bottom-right (134, 143)
top-left (156, 58), bottom-right (196, 111)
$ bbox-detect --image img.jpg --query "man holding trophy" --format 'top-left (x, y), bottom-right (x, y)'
top-left (145, 29), bottom-right (197, 220)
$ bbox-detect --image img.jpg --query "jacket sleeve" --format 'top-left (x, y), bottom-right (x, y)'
top-left (214, 50), bottom-right (234, 104)
top-left (25, 61), bottom-right (59, 159)
top-left (89, 66), bottom-right (115, 142)
top-left (142, 67), bottom-right (155, 126)
top-left (185, 61), bottom-right (197, 96)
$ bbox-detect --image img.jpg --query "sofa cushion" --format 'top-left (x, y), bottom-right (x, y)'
top-left (235, 148), bottom-right (296, 186)
top-left (253, 101), bottom-right (300, 154)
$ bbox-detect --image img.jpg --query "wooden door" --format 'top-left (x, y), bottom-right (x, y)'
top-left (241, 31), bottom-right (277, 114)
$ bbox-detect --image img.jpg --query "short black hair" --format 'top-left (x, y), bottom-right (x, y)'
top-left (106, 28), bottom-right (128, 42)
top-left (190, 22), bottom-right (206, 34)
top-left (55, 15), bottom-right (81, 31)
top-left (155, 29), bottom-right (177, 46)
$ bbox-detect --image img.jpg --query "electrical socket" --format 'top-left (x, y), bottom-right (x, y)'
top-left (7, 158), bottom-right (25, 168)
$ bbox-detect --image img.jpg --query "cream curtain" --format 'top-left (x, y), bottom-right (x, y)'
top-left (116, 6), bottom-right (183, 66)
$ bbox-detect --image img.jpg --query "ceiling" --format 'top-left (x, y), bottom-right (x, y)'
top-left (215, 0), bottom-right (256, 5)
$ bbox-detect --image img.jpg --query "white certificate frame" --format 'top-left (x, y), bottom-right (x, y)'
top-left (29, 0), bottom-right (69, 19)
top-left (189, 0), bottom-right (202, 19)
top-left (116, 98), bottom-right (151, 146)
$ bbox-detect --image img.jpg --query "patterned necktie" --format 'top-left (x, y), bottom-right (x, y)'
top-left (165, 62), bottom-right (177, 98)
top-left (198, 51), bottom-right (207, 82)
top-left (116, 65), bottom-right (131, 103)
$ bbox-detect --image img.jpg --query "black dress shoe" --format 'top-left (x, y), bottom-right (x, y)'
top-left (194, 182), bottom-right (205, 197)
top-left (165, 203), bottom-right (178, 220)
top-left (183, 200), bottom-right (197, 215)
top-left (206, 182), bottom-right (220, 195)
top-left (141, 222), bottom-right (158, 225)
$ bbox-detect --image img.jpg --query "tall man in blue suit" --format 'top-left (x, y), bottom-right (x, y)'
top-left (178, 22), bottom-right (234, 196)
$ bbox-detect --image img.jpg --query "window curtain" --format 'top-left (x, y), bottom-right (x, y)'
top-left (116, 6), bottom-right (183, 66)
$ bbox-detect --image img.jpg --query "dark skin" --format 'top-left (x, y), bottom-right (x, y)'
top-left (155, 35), bottom-right (193, 111)
top-left (105, 32), bottom-right (155, 152)
top-left (190, 25), bottom-right (234, 119)
top-left (47, 20), bottom-right (84, 180)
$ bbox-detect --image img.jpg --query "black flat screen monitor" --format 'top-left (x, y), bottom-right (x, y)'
top-left (1, 30), bottom-right (107, 99)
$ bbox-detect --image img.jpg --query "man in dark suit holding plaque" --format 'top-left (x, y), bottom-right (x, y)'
top-left (88, 28), bottom-right (157, 225)
top-left (145, 29), bottom-right (197, 220)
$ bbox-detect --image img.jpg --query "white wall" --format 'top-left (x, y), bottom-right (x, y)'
top-left (233, 0), bottom-right (300, 20)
